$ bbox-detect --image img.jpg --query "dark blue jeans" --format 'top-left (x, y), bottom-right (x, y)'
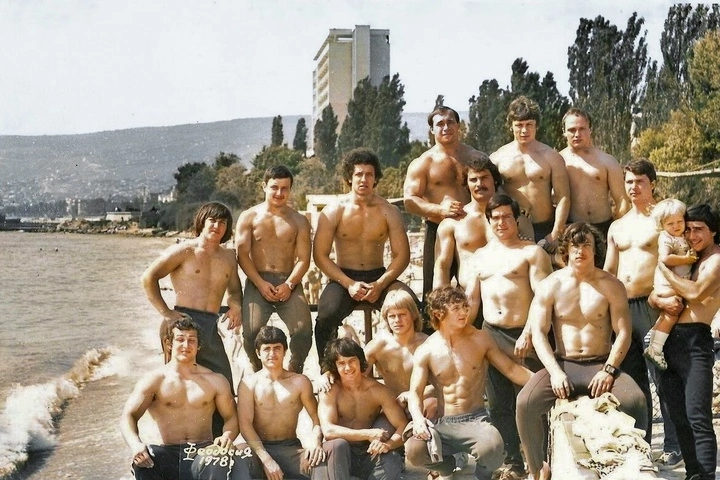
top-left (659, 323), bottom-right (717, 480)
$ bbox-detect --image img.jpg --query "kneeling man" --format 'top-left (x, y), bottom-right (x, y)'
top-left (237, 326), bottom-right (325, 479)
top-left (516, 223), bottom-right (647, 480)
top-left (120, 316), bottom-right (249, 480)
top-left (315, 338), bottom-right (408, 480)
top-left (405, 286), bottom-right (532, 480)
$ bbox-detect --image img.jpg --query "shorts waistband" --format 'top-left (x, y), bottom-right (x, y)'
top-left (556, 354), bottom-right (608, 364)
top-left (483, 322), bottom-right (525, 337)
top-left (439, 408), bottom-right (490, 424)
top-left (174, 306), bottom-right (220, 317)
top-left (628, 295), bottom-right (649, 305)
top-left (674, 322), bottom-right (711, 332)
top-left (340, 267), bottom-right (386, 277)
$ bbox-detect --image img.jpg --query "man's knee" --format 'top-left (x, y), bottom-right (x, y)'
top-left (404, 437), bottom-right (431, 466)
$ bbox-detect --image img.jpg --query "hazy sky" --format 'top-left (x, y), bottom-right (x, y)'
top-left (1, 0), bottom-right (674, 136)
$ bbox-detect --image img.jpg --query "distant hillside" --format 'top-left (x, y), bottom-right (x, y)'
top-left (0, 112), bottom-right (442, 203)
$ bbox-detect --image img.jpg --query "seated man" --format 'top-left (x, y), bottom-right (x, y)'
top-left (120, 316), bottom-right (250, 480)
top-left (516, 223), bottom-right (648, 480)
top-left (237, 326), bottom-right (324, 480)
top-left (313, 148), bottom-right (419, 364)
top-left (405, 286), bottom-right (532, 480)
top-left (364, 289), bottom-right (437, 418)
top-left (315, 338), bottom-right (408, 480)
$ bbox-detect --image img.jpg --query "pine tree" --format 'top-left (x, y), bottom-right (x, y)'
top-left (271, 115), bottom-right (284, 147)
top-left (292, 118), bottom-right (308, 154)
top-left (314, 105), bottom-right (339, 170)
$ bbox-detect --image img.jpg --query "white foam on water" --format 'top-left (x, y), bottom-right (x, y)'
top-left (0, 347), bottom-right (113, 478)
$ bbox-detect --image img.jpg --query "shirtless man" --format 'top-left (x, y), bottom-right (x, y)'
top-left (560, 107), bottom-right (628, 240)
top-left (433, 152), bottom-right (498, 291)
top-left (404, 106), bottom-right (474, 303)
top-left (237, 326), bottom-right (324, 480)
top-left (650, 204), bottom-right (720, 480)
top-left (120, 317), bottom-right (250, 480)
top-left (603, 159), bottom-right (679, 455)
top-left (491, 96), bottom-right (570, 246)
top-left (405, 286), bottom-right (532, 480)
top-left (315, 338), bottom-right (408, 480)
top-left (142, 201), bottom-right (241, 388)
top-left (313, 148), bottom-right (418, 364)
top-left (464, 194), bottom-right (552, 479)
top-left (236, 165), bottom-right (312, 374)
top-left (517, 222), bottom-right (647, 480)
top-left (364, 289), bottom-right (437, 418)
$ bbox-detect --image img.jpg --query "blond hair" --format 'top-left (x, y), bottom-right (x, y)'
top-left (651, 198), bottom-right (687, 232)
top-left (381, 290), bottom-right (422, 332)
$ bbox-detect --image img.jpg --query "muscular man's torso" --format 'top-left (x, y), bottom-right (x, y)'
top-left (248, 206), bottom-right (302, 274)
top-left (475, 243), bottom-right (536, 329)
top-left (248, 371), bottom-right (303, 441)
top-left (170, 242), bottom-right (236, 313)
top-left (492, 142), bottom-right (556, 223)
top-left (611, 212), bottom-right (658, 298)
top-left (562, 147), bottom-right (614, 223)
top-left (333, 197), bottom-right (392, 271)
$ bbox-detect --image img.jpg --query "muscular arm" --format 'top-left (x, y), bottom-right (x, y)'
top-left (603, 225), bottom-right (619, 275)
top-left (607, 159), bottom-right (629, 218)
top-left (464, 266), bottom-right (481, 325)
top-left (403, 158), bottom-right (437, 220)
top-left (660, 255), bottom-right (720, 302)
top-left (375, 387), bottom-right (409, 451)
top-left (407, 347), bottom-right (431, 426)
top-left (275, 216), bottom-right (312, 302)
top-left (120, 373), bottom-right (160, 463)
top-left (373, 206), bottom-right (410, 291)
top-left (549, 152), bottom-right (571, 240)
top-left (141, 245), bottom-right (187, 319)
top-left (433, 220), bottom-right (456, 289)
top-left (529, 282), bottom-right (562, 377)
top-left (214, 376), bottom-right (239, 446)
top-left (485, 334), bottom-right (532, 386)
top-left (224, 252), bottom-right (243, 330)
top-left (606, 281), bottom-right (632, 368)
top-left (312, 207), bottom-right (354, 289)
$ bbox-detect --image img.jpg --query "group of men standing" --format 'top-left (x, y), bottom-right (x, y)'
top-left (120, 97), bottom-right (719, 480)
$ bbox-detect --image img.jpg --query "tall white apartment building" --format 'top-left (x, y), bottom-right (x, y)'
top-left (312, 25), bottom-right (390, 137)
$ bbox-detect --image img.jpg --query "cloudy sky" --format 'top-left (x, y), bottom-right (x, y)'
top-left (0, 0), bottom-right (673, 136)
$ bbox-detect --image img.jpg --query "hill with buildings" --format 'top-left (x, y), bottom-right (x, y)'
top-left (0, 112), bottom-right (440, 208)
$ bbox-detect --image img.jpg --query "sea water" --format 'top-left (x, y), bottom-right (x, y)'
top-left (0, 232), bottom-right (175, 479)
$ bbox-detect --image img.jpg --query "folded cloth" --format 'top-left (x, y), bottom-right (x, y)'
top-left (402, 419), bottom-right (443, 463)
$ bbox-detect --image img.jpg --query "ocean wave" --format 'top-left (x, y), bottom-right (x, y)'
top-left (0, 347), bottom-right (113, 478)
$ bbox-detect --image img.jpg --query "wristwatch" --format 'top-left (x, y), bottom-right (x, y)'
top-left (603, 363), bottom-right (619, 378)
top-left (285, 280), bottom-right (295, 290)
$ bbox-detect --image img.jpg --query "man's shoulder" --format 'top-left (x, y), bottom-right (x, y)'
top-left (490, 142), bottom-right (515, 158)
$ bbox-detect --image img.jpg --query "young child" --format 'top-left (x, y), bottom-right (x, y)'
top-left (643, 198), bottom-right (697, 369)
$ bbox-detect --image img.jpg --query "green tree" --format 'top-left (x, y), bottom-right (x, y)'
top-left (338, 74), bottom-right (410, 167)
top-left (314, 105), bottom-right (339, 170)
top-left (213, 151), bottom-right (240, 170)
top-left (271, 115), bottom-right (284, 147)
top-left (509, 59), bottom-right (570, 149)
top-left (638, 4), bottom-right (720, 131)
top-left (338, 77), bottom-right (376, 154)
top-left (213, 163), bottom-right (252, 209)
top-left (568, 13), bottom-right (649, 161)
top-left (174, 162), bottom-right (216, 203)
top-left (467, 79), bottom-right (511, 153)
top-left (252, 145), bottom-right (303, 176)
top-left (292, 117), bottom-right (308, 154)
